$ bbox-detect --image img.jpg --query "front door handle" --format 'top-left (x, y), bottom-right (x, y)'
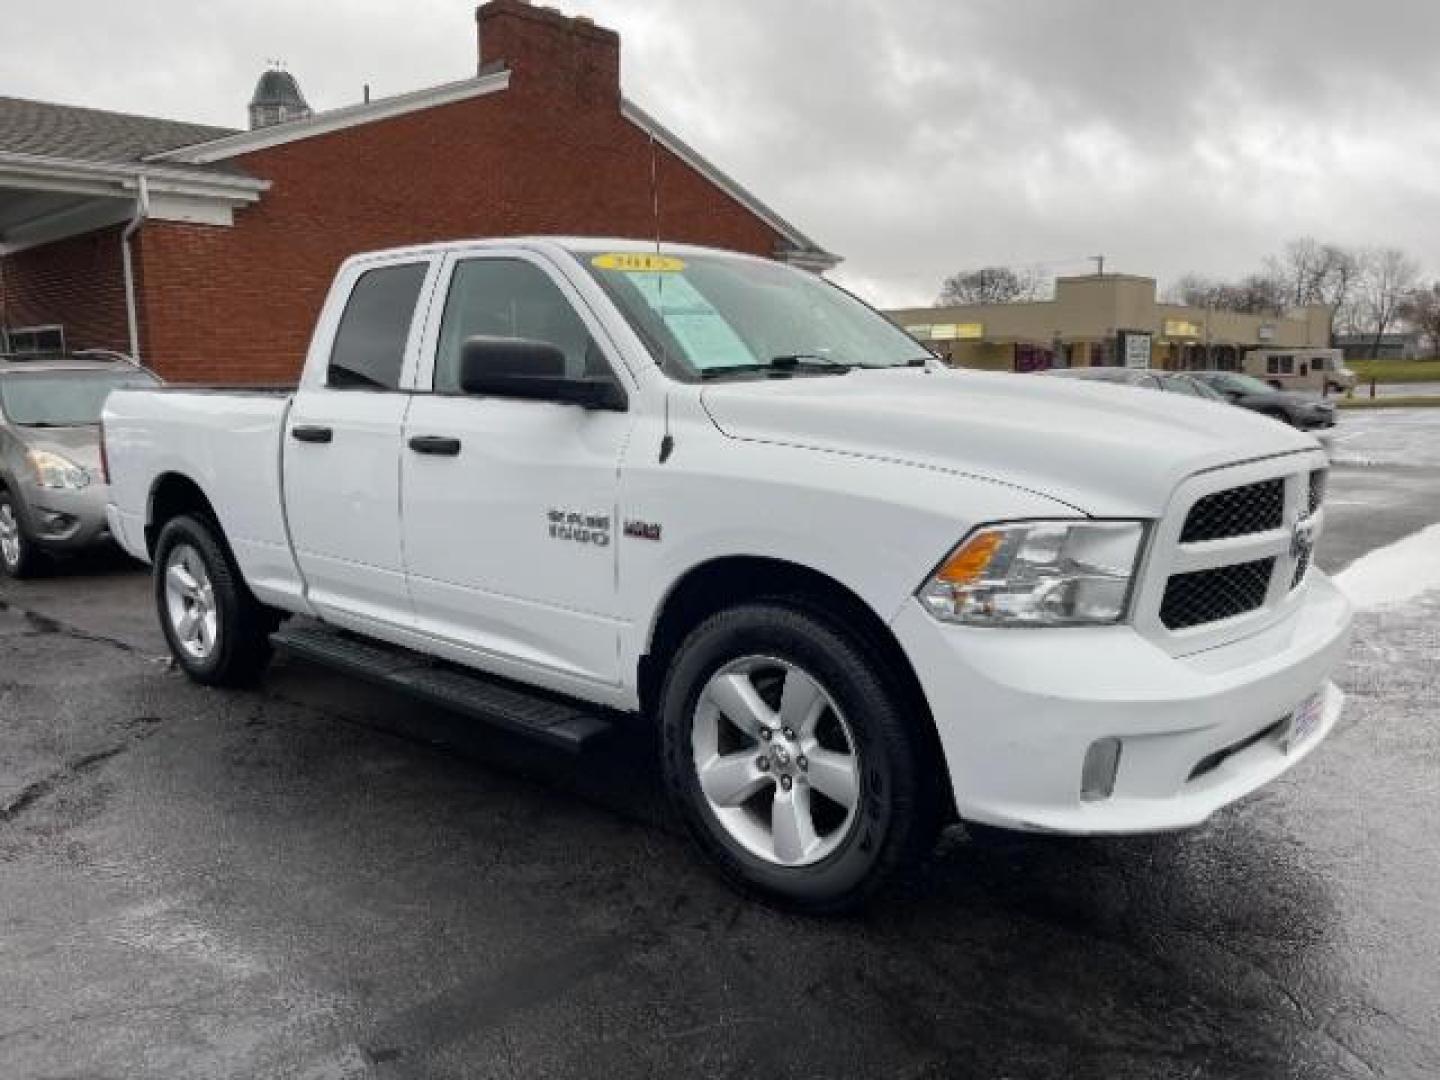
top-left (408, 435), bottom-right (462, 456)
top-left (291, 425), bottom-right (333, 444)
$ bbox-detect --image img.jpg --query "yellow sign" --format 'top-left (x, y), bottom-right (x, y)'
top-left (922, 323), bottom-right (984, 341)
top-left (1164, 319), bottom-right (1202, 338)
top-left (591, 252), bottom-right (687, 273)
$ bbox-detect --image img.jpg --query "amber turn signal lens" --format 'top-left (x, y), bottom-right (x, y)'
top-left (935, 529), bottom-right (1005, 585)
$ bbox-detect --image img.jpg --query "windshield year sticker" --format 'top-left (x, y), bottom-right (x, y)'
top-left (592, 252), bottom-right (687, 273)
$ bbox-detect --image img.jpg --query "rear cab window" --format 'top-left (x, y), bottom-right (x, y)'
top-left (327, 263), bottom-right (429, 390)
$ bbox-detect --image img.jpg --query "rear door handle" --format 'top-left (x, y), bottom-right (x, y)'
top-left (291, 425), bottom-right (333, 444)
top-left (408, 435), bottom-right (462, 456)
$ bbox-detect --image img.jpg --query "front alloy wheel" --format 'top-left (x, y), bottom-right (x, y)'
top-left (0, 493), bottom-right (43, 578)
top-left (693, 656), bottom-right (862, 867)
top-left (661, 603), bottom-right (938, 913)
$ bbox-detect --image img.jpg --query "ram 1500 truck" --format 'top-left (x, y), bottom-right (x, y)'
top-left (102, 238), bottom-right (1354, 911)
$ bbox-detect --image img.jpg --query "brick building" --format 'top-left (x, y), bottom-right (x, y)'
top-left (0, 1), bottom-right (836, 383)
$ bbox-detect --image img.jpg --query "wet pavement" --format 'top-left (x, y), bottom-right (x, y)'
top-left (1, 411), bottom-right (1437, 1079)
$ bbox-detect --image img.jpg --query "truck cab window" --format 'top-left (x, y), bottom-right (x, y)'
top-left (327, 262), bottom-right (428, 390)
top-left (435, 259), bottom-right (602, 393)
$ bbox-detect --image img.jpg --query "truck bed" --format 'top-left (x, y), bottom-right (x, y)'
top-left (103, 387), bottom-right (307, 611)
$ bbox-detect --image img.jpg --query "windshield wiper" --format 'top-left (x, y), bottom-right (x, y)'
top-left (700, 356), bottom-right (852, 380)
top-left (769, 354), bottom-right (850, 371)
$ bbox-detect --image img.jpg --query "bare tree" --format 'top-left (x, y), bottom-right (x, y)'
top-left (937, 266), bottom-right (1040, 305)
top-left (1399, 282), bottom-right (1440, 354)
top-left (1263, 238), bottom-right (1361, 340)
top-left (1267, 237), bottom-right (1331, 308)
top-left (1167, 272), bottom-right (1285, 315)
top-left (1359, 247), bottom-right (1420, 359)
top-left (1318, 244), bottom-right (1360, 342)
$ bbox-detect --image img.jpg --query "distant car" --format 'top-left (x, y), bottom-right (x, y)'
top-left (0, 353), bottom-right (161, 577)
top-left (1188, 371), bottom-right (1337, 431)
top-left (1045, 366), bottom-right (1228, 400)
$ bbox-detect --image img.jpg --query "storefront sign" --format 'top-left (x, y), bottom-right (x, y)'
top-left (1118, 330), bottom-right (1152, 369)
top-left (1164, 318), bottom-right (1202, 339)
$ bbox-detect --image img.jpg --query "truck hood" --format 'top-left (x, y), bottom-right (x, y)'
top-left (700, 367), bottom-right (1318, 517)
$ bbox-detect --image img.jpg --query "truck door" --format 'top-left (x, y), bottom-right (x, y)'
top-left (283, 257), bottom-right (434, 630)
top-left (400, 252), bottom-right (633, 689)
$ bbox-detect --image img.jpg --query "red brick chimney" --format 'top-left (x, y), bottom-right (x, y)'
top-left (476, 1), bottom-right (620, 106)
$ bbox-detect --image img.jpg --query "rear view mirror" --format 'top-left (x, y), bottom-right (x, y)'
top-left (458, 337), bottom-right (626, 411)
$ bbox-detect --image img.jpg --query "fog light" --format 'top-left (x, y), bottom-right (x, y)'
top-left (1081, 737), bottom-right (1122, 802)
top-left (38, 511), bottom-right (76, 535)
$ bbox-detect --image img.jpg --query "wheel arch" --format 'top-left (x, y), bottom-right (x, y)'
top-left (640, 555), bottom-right (955, 820)
top-left (145, 472), bottom-right (221, 557)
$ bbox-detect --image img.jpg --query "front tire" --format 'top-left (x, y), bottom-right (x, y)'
top-left (660, 603), bottom-right (938, 913)
top-left (0, 491), bottom-right (46, 579)
top-left (153, 514), bottom-right (274, 686)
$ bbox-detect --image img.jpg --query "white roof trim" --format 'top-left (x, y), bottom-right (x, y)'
top-left (620, 98), bottom-right (839, 269)
top-left (148, 70), bottom-right (512, 165)
top-left (0, 150), bottom-right (267, 202)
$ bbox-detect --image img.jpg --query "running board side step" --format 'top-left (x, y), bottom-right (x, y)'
top-left (270, 621), bottom-right (613, 752)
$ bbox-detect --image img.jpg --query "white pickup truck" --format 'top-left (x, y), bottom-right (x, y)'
top-left (102, 238), bottom-right (1353, 911)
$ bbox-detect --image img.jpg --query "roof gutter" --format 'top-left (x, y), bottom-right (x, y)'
top-left (120, 174), bottom-right (150, 362)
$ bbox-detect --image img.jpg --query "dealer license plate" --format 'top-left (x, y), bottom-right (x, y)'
top-left (1282, 691), bottom-right (1325, 753)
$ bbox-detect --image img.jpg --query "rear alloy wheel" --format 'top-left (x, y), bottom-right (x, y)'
top-left (163, 542), bottom-right (219, 662)
top-left (153, 514), bottom-right (275, 686)
top-left (0, 492), bottom-right (45, 579)
top-left (661, 603), bottom-right (938, 913)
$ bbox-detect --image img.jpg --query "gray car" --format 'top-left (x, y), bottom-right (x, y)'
top-left (1044, 366), bottom-right (1229, 400)
top-left (0, 354), bottom-right (160, 577)
top-left (1188, 371), bottom-right (1338, 430)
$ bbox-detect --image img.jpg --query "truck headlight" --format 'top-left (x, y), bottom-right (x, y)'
top-left (27, 450), bottom-right (91, 490)
top-left (918, 521), bottom-right (1146, 626)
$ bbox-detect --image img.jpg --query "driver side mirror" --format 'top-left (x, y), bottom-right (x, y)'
top-left (459, 336), bottom-right (626, 411)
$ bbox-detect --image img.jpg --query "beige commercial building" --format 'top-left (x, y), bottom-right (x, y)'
top-left (888, 273), bottom-right (1332, 373)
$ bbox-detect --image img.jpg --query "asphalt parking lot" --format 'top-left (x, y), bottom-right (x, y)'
top-left (2, 411), bottom-right (1437, 1079)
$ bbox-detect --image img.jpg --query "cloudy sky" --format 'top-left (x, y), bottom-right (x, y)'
top-left (4, 0), bottom-right (1435, 306)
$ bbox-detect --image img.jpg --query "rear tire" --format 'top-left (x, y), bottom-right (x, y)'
top-left (0, 490), bottom-right (46, 579)
top-left (659, 602), bottom-right (938, 913)
top-left (153, 514), bottom-right (275, 686)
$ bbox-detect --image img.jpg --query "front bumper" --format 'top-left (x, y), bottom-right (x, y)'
top-left (892, 571), bottom-right (1353, 834)
top-left (14, 480), bottom-right (114, 553)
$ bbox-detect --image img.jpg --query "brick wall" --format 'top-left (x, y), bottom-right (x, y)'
top-left (0, 226), bottom-right (132, 354)
top-left (139, 2), bottom-right (788, 383)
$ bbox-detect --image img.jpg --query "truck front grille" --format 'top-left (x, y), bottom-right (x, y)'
top-left (1160, 558), bottom-right (1275, 630)
top-left (1180, 478), bottom-right (1285, 543)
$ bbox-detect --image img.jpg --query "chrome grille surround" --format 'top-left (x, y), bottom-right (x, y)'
top-left (1132, 449), bottom-right (1330, 655)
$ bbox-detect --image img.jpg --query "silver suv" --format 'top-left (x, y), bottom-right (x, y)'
top-left (0, 353), bottom-right (160, 577)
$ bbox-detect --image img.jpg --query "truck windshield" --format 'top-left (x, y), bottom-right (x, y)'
top-left (577, 251), bottom-right (932, 378)
top-left (0, 370), bottom-right (159, 427)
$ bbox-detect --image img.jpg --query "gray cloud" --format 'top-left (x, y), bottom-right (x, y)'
top-left (3, 0), bottom-right (1435, 305)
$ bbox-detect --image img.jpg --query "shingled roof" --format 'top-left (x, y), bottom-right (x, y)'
top-left (0, 96), bottom-right (236, 164)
